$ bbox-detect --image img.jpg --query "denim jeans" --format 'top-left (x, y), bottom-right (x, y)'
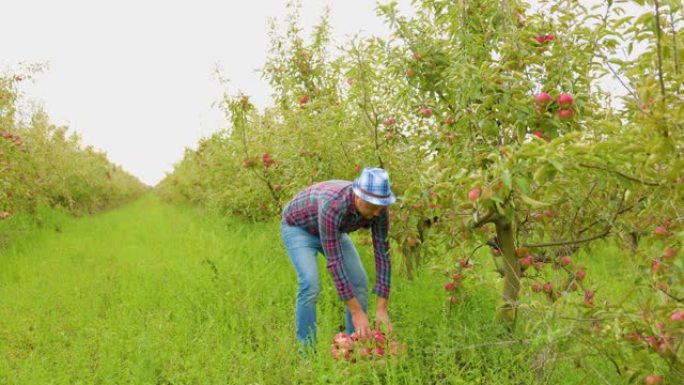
top-left (281, 221), bottom-right (368, 348)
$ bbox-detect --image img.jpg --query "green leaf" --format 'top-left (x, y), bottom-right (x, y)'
top-left (548, 159), bottom-right (564, 172)
top-left (533, 165), bottom-right (550, 184)
top-left (634, 12), bottom-right (654, 29)
top-left (519, 193), bottom-right (552, 208)
top-left (514, 176), bottom-right (530, 195)
top-left (502, 170), bottom-right (512, 190)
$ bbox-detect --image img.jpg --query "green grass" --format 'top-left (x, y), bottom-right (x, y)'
top-left (0, 194), bottom-right (630, 384)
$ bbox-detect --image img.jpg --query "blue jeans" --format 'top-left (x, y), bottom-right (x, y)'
top-left (281, 221), bottom-right (368, 348)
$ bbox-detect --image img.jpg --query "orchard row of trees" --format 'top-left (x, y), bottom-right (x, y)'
top-left (157, 0), bottom-right (682, 382)
top-left (1, 71), bottom-right (147, 232)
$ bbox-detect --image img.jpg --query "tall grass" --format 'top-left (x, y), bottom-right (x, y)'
top-left (0, 194), bottom-right (627, 384)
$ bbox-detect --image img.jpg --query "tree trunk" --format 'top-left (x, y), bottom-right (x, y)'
top-left (402, 244), bottom-right (415, 280)
top-left (495, 217), bottom-right (521, 325)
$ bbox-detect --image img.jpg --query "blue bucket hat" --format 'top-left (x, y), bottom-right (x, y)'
top-left (352, 167), bottom-right (396, 206)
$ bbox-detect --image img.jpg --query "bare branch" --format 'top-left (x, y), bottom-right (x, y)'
top-left (523, 229), bottom-right (611, 248)
top-left (654, 0), bottom-right (667, 99)
top-left (579, 163), bottom-right (660, 186)
top-left (660, 287), bottom-right (684, 304)
top-left (671, 11), bottom-right (680, 75)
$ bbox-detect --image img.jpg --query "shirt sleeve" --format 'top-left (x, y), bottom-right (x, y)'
top-left (371, 209), bottom-right (391, 298)
top-left (319, 201), bottom-right (356, 301)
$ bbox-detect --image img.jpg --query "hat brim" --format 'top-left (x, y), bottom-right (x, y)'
top-left (352, 186), bottom-right (396, 206)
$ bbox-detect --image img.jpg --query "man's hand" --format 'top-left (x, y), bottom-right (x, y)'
top-left (346, 297), bottom-right (371, 338)
top-left (375, 297), bottom-right (393, 334)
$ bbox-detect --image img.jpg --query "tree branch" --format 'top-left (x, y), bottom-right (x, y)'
top-left (577, 192), bottom-right (633, 235)
top-left (523, 229), bottom-right (611, 249)
top-left (660, 287), bottom-right (684, 304)
top-left (579, 163), bottom-right (660, 186)
top-left (654, 0), bottom-right (667, 99)
top-left (671, 11), bottom-right (680, 75)
top-left (469, 209), bottom-right (497, 229)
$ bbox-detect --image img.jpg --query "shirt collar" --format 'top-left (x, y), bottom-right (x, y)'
top-left (347, 185), bottom-right (359, 215)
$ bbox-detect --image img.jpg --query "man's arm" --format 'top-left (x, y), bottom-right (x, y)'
top-left (371, 209), bottom-right (391, 298)
top-left (372, 209), bottom-right (393, 333)
top-left (318, 202), bottom-right (355, 301)
top-left (319, 201), bottom-right (372, 337)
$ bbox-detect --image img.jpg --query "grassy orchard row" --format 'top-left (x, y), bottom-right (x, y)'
top-left (0, 194), bottom-right (634, 384)
top-left (0, 73), bottom-right (147, 238)
top-left (158, 1), bottom-right (683, 383)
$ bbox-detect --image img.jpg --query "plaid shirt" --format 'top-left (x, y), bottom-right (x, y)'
top-left (282, 180), bottom-right (391, 301)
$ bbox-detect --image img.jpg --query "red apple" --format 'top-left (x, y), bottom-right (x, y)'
top-left (520, 255), bottom-right (534, 268)
top-left (333, 332), bottom-right (348, 345)
top-left (535, 35), bottom-right (547, 44)
top-left (383, 117), bottom-right (396, 126)
top-left (651, 259), bottom-right (661, 273)
top-left (534, 92), bottom-right (552, 106)
top-left (515, 247), bottom-right (528, 258)
top-left (644, 374), bottom-right (663, 385)
top-left (373, 331), bottom-right (386, 345)
top-left (531, 283), bottom-right (542, 292)
top-left (543, 282), bottom-right (553, 293)
top-left (338, 336), bottom-right (354, 350)
top-left (444, 282), bottom-right (455, 291)
top-left (663, 247), bottom-right (677, 259)
top-left (558, 109), bottom-right (574, 120)
top-left (670, 311), bottom-right (684, 322)
top-left (575, 269), bottom-right (586, 281)
top-left (468, 188), bottom-right (481, 201)
top-left (558, 93), bottom-right (574, 107)
top-left (298, 95), bottom-right (310, 105)
top-left (532, 131), bottom-right (545, 138)
top-left (420, 107), bottom-right (433, 118)
top-left (654, 225), bottom-right (671, 237)
top-left (560, 256), bottom-right (572, 266)
top-left (262, 153), bottom-right (274, 167)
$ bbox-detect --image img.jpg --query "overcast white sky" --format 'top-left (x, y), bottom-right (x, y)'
top-left (2, 0), bottom-right (644, 186)
top-left (2, 0), bottom-right (416, 186)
